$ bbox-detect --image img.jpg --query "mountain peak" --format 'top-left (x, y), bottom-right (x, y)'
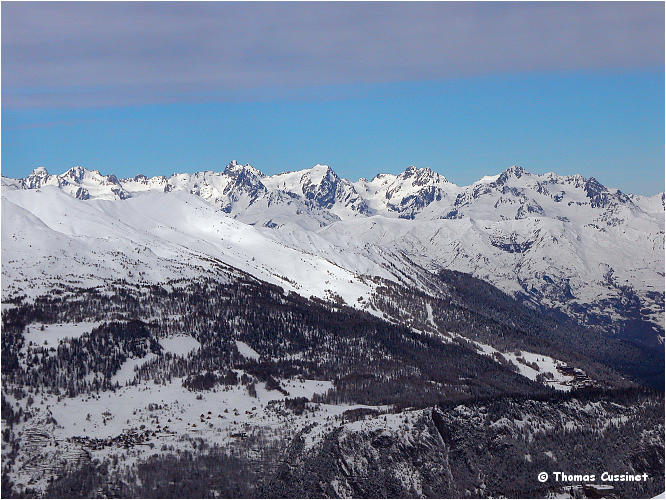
top-left (494, 165), bottom-right (530, 185)
top-left (31, 166), bottom-right (49, 176)
top-left (297, 164), bottom-right (339, 187)
top-left (8, 162), bottom-right (645, 218)
top-left (309, 163), bottom-right (335, 176)
top-left (63, 165), bottom-right (88, 182)
top-left (224, 161), bottom-right (265, 178)
top-left (504, 165), bottom-right (527, 177)
top-left (399, 165), bottom-right (447, 185)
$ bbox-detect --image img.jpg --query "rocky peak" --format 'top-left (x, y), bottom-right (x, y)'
top-left (584, 177), bottom-right (606, 199)
top-left (399, 165), bottom-right (444, 183)
top-left (300, 165), bottom-right (341, 209)
top-left (304, 164), bottom-right (337, 182)
top-left (224, 161), bottom-right (265, 179)
top-left (222, 162), bottom-right (266, 196)
top-left (403, 165), bottom-right (418, 176)
top-left (380, 166), bottom-right (451, 218)
top-left (63, 166), bottom-right (87, 183)
top-left (495, 165), bottom-right (529, 185)
top-left (506, 165), bottom-right (526, 177)
top-left (106, 174), bottom-right (121, 185)
top-left (21, 166), bottom-right (53, 189)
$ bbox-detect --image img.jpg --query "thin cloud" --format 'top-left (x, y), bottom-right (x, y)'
top-left (2, 2), bottom-right (663, 109)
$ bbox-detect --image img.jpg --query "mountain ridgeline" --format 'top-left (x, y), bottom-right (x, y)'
top-left (3, 161), bottom-right (663, 348)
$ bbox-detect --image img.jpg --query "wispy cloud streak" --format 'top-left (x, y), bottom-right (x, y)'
top-left (2, 2), bottom-right (663, 108)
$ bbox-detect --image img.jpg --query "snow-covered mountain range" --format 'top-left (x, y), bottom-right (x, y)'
top-left (2, 162), bottom-right (664, 345)
top-left (2, 162), bottom-right (664, 498)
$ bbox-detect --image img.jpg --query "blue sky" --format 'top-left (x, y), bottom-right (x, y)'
top-left (2, 2), bottom-right (664, 194)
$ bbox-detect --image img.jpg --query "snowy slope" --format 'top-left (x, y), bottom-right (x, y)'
top-left (1, 187), bottom-right (374, 305)
top-left (279, 210), bottom-right (663, 337)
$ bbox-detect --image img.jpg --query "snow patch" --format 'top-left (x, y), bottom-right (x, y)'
top-left (159, 334), bottom-right (201, 355)
top-left (235, 340), bottom-right (260, 360)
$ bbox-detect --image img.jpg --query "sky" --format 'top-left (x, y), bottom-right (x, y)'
top-left (2, 2), bottom-right (664, 194)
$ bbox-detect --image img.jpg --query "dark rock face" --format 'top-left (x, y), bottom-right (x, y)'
top-left (264, 416), bottom-right (454, 498)
top-left (490, 238), bottom-right (534, 254)
top-left (223, 162), bottom-right (268, 199)
top-left (75, 187), bottom-right (90, 200)
top-left (19, 167), bottom-right (50, 190)
top-left (585, 177), bottom-right (616, 209)
top-left (391, 186), bottom-right (442, 215)
top-left (106, 174), bottom-right (120, 185)
top-left (65, 166), bottom-right (86, 183)
top-left (516, 201), bottom-right (544, 219)
top-left (302, 167), bottom-right (339, 209)
top-left (111, 187), bottom-right (131, 200)
top-left (495, 165), bottom-right (526, 186)
top-left (267, 391), bottom-right (664, 498)
top-left (584, 177), bottom-right (634, 210)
